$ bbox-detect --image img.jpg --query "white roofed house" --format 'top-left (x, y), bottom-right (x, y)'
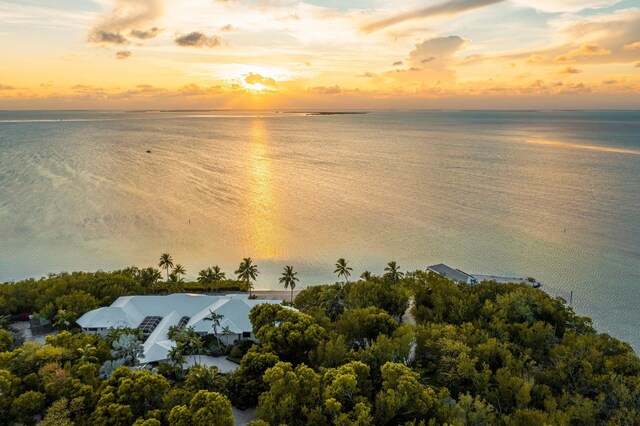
top-left (77, 293), bottom-right (288, 364)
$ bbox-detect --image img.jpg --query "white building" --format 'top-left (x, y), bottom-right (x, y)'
top-left (76, 293), bottom-right (287, 363)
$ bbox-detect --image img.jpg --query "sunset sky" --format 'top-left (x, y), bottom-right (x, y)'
top-left (1, 0), bottom-right (639, 109)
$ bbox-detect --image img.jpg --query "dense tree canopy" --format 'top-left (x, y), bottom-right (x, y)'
top-left (1, 265), bottom-right (638, 425)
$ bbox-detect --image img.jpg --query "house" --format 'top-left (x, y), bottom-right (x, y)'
top-left (427, 264), bottom-right (478, 286)
top-left (76, 293), bottom-right (288, 363)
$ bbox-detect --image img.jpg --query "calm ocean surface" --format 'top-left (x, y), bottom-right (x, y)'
top-left (0, 110), bottom-right (639, 349)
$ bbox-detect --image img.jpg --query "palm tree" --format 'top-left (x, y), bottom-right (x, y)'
top-left (167, 344), bottom-right (186, 378)
top-left (172, 264), bottom-right (186, 281)
top-left (139, 267), bottom-right (162, 293)
top-left (360, 271), bottom-right (372, 281)
top-left (167, 272), bottom-right (184, 293)
top-left (210, 265), bottom-right (226, 293)
top-left (334, 258), bottom-right (353, 283)
top-left (158, 253), bottom-right (174, 281)
top-left (53, 309), bottom-right (76, 330)
top-left (198, 267), bottom-right (213, 292)
top-left (383, 261), bottom-right (404, 284)
top-left (235, 258), bottom-right (259, 297)
top-left (77, 344), bottom-right (99, 364)
top-left (184, 329), bottom-right (204, 365)
top-left (203, 310), bottom-right (224, 341)
top-left (279, 265), bottom-right (299, 302)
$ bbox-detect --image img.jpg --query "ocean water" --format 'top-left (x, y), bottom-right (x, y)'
top-left (0, 110), bottom-right (639, 349)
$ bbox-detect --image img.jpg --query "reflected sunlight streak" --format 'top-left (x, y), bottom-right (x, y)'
top-left (527, 139), bottom-right (640, 155)
top-left (244, 118), bottom-right (280, 259)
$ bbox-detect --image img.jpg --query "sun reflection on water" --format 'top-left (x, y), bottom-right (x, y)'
top-left (244, 118), bottom-right (279, 259)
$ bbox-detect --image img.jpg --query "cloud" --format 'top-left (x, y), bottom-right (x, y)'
top-left (359, 72), bottom-right (376, 78)
top-left (408, 36), bottom-right (469, 71)
top-left (129, 27), bottom-right (161, 40)
top-left (624, 41), bottom-right (640, 50)
top-left (512, 0), bottom-right (623, 13)
top-left (115, 51), bottom-right (132, 60)
top-left (220, 24), bottom-right (236, 32)
top-left (309, 85), bottom-right (342, 95)
top-left (180, 83), bottom-right (224, 96)
top-left (569, 43), bottom-right (611, 56)
top-left (392, 61), bottom-right (403, 66)
top-left (466, 8), bottom-right (640, 67)
top-left (244, 73), bottom-right (278, 89)
top-left (559, 66), bottom-right (582, 74)
top-left (526, 54), bottom-right (543, 64)
top-left (175, 32), bottom-right (220, 47)
top-left (89, 30), bottom-right (128, 45)
top-left (89, 0), bottom-right (163, 45)
top-left (361, 0), bottom-right (505, 33)
top-left (559, 82), bottom-right (591, 94)
top-left (0, 84), bottom-right (15, 91)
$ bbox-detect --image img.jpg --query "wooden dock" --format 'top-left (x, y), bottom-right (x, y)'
top-left (472, 274), bottom-right (542, 288)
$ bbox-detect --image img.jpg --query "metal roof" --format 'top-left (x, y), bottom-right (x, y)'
top-left (77, 293), bottom-right (290, 363)
top-left (427, 263), bottom-right (474, 283)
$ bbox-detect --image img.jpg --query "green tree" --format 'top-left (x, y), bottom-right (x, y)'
top-left (334, 258), bottom-right (353, 283)
top-left (139, 267), bottom-right (162, 293)
top-left (279, 265), bottom-right (300, 302)
top-left (250, 304), bottom-right (328, 365)
top-left (0, 329), bottom-right (13, 352)
top-left (39, 397), bottom-right (74, 426)
top-left (10, 390), bottom-right (47, 424)
top-left (94, 367), bottom-right (170, 421)
top-left (54, 290), bottom-right (99, 317)
top-left (257, 362), bottom-right (324, 426)
top-left (335, 307), bottom-right (397, 349)
top-left (383, 261), bottom-right (404, 284)
top-left (236, 257), bottom-right (259, 297)
top-left (360, 271), bottom-right (372, 281)
top-left (229, 348), bottom-right (280, 409)
top-left (184, 365), bottom-right (227, 393)
top-left (53, 309), bottom-right (76, 330)
top-left (168, 390), bottom-right (233, 426)
top-left (375, 362), bottom-right (437, 425)
top-left (158, 253), bottom-right (174, 281)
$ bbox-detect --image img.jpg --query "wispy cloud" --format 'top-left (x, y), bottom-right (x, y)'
top-left (361, 0), bottom-right (505, 33)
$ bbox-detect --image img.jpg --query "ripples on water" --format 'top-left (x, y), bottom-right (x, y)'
top-left (0, 110), bottom-right (638, 349)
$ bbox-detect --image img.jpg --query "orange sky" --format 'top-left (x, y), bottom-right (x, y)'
top-left (1, 0), bottom-right (639, 109)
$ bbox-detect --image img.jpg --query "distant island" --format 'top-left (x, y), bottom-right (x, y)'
top-left (279, 111), bottom-right (370, 116)
top-left (0, 255), bottom-right (638, 425)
